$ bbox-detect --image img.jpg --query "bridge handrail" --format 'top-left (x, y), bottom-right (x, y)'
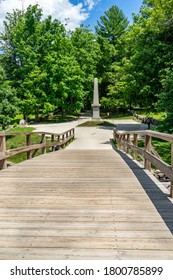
top-left (113, 129), bottom-right (173, 197)
top-left (0, 128), bottom-right (75, 170)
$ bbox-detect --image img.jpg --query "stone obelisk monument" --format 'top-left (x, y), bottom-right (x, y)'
top-left (92, 78), bottom-right (100, 119)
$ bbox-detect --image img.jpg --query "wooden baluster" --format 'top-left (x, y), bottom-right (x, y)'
top-left (133, 134), bottom-right (138, 160)
top-left (62, 134), bottom-right (65, 148)
top-left (41, 134), bottom-right (46, 154)
top-left (144, 134), bottom-right (151, 171)
top-left (0, 133), bottom-right (7, 169)
top-left (51, 135), bottom-right (55, 152)
top-left (122, 135), bottom-right (125, 151)
top-left (115, 132), bottom-right (120, 150)
top-left (126, 134), bottom-right (130, 154)
top-left (118, 135), bottom-right (122, 150)
top-left (26, 134), bottom-right (32, 159)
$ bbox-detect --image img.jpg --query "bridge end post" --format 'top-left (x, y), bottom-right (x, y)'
top-left (26, 134), bottom-right (32, 159)
top-left (0, 133), bottom-right (7, 169)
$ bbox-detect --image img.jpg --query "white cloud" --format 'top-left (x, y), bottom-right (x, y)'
top-left (0, 0), bottom-right (97, 31)
top-left (84, 0), bottom-right (94, 11)
top-left (84, 0), bottom-right (100, 11)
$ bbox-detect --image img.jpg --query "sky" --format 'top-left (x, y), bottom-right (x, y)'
top-left (0, 0), bottom-right (144, 31)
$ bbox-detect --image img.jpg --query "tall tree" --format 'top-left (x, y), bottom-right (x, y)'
top-left (95, 5), bottom-right (129, 45)
top-left (95, 5), bottom-right (129, 111)
top-left (104, 0), bottom-right (173, 111)
top-left (71, 27), bottom-right (101, 109)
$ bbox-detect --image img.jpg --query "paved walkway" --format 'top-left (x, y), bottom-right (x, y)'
top-left (29, 118), bottom-right (148, 150)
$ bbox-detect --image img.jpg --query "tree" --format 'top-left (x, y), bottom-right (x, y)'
top-left (0, 65), bottom-right (19, 129)
top-left (156, 67), bottom-right (173, 132)
top-left (94, 5), bottom-right (129, 111)
top-left (71, 27), bottom-right (101, 109)
top-left (0, 5), bottom-right (85, 119)
top-left (95, 5), bottom-right (129, 45)
top-left (104, 0), bottom-right (173, 111)
top-left (0, 5), bottom-right (44, 120)
top-left (45, 36), bottom-right (84, 118)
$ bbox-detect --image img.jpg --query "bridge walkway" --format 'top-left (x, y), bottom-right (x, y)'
top-left (0, 144), bottom-right (173, 259)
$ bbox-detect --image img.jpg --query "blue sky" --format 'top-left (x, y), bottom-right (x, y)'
top-left (72, 0), bottom-right (144, 29)
top-left (0, 0), bottom-right (144, 31)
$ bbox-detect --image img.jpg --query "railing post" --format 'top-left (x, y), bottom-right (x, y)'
top-left (126, 134), bottom-right (130, 154)
top-left (133, 134), bottom-right (138, 160)
top-left (144, 134), bottom-right (151, 171)
top-left (0, 133), bottom-right (7, 169)
top-left (122, 135), bottom-right (126, 151)
top-left (62, 134), bottom-right (65, 148)
top-left (170, 142), bottom-right (173, 198)
top-left (51, 135), bottom-right (55, 152)
top-left (41, 133), bottom-right (46, 154)
top-left (119, 135), bottom-right (123, 150)
top-left (26, 134), bottom-right (32, 159)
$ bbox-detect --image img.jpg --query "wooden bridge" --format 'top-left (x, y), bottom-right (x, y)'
top-left (0, 127), bottom-right (173, 259)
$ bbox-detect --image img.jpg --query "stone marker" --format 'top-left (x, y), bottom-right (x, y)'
top-left (19, 119), bottom-right (26, 126)
top-left (92, 78), bottom-right (100, 119)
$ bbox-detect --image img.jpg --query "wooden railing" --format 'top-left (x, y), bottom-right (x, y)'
top-left (0, 128), bottom-right (75, 170)
top-left (113, 129), bottom-right (173, 197)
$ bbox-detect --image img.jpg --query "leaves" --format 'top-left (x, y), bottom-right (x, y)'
top-left (0, 66), bottom-right (19, 129)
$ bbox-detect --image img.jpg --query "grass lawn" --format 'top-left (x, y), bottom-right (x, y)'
top-left (77, 121), bottom-right (116, 127)
top-left (138, 138), bottom-right (171, 165)
top-left (5, 127), bottom-right (46, 164)
top-left (134, 110), bottom-right (166, 121)
top-left (101, 113), bottom-right (133, 120)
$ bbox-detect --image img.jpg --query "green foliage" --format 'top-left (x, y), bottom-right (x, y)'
top-left (0, 65), bottom-right (19, 129)
top-left (6, 127), bottom-right (45, 163)
top-left (138, 138), bottom-right (171, 165)
top-left (95, 5), bottom-right (129, 109)
top-left (1, 2), bottom-right (173, 127)
top-left (71, 27), bottom-right (101, 108)
top-left (95, 5), bottom-right (129, 45)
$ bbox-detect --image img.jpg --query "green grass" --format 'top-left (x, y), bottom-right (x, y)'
top-left (42, 113), bottom-right (78, 123)
top-left (6, 127), bottom-right (46, 164)
top-left (101, 113), bottom-right (133, 120)
top-left (138, 138), bottom-right (171, 165)
top-left (152, 138), bottom-right (171, 165)
top-left (78, 121), bottom-right (116, 127)
top-left (134, 110), bottom-right (166, 121)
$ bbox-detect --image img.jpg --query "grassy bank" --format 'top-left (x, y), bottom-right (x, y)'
top-left (6, 127), bottom-right (43, 164)
top-left (138, 138), bottom-right (171, 165)
top-left (77, 121), bottom-right (116, 127)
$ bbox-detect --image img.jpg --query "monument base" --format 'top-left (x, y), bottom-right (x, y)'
top-left (92, 105), bottom-right (101, 119)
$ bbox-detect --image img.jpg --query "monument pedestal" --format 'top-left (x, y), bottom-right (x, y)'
top-left (92, 78), bottom-right (100, 119)
top-left (92, 105), bottom-right (101, 119)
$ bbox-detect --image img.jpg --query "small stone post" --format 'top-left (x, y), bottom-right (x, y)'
top-left (92, 78), bottom-right (100, 119)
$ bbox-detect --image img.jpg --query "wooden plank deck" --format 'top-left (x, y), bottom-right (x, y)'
top-left (0, 149), bottom-right (173, 259)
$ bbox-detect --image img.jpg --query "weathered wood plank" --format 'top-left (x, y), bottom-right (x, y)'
top-left (0, 149), bottom-right (173, 259)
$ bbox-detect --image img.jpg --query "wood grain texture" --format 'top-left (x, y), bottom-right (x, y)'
top-left (0, 149), bottom-right (173, 259)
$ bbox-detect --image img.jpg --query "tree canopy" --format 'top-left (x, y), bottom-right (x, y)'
top-left (95, 5), bottom-right (129, 45)
top-left (0, 1), bottom-right (173, 131)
